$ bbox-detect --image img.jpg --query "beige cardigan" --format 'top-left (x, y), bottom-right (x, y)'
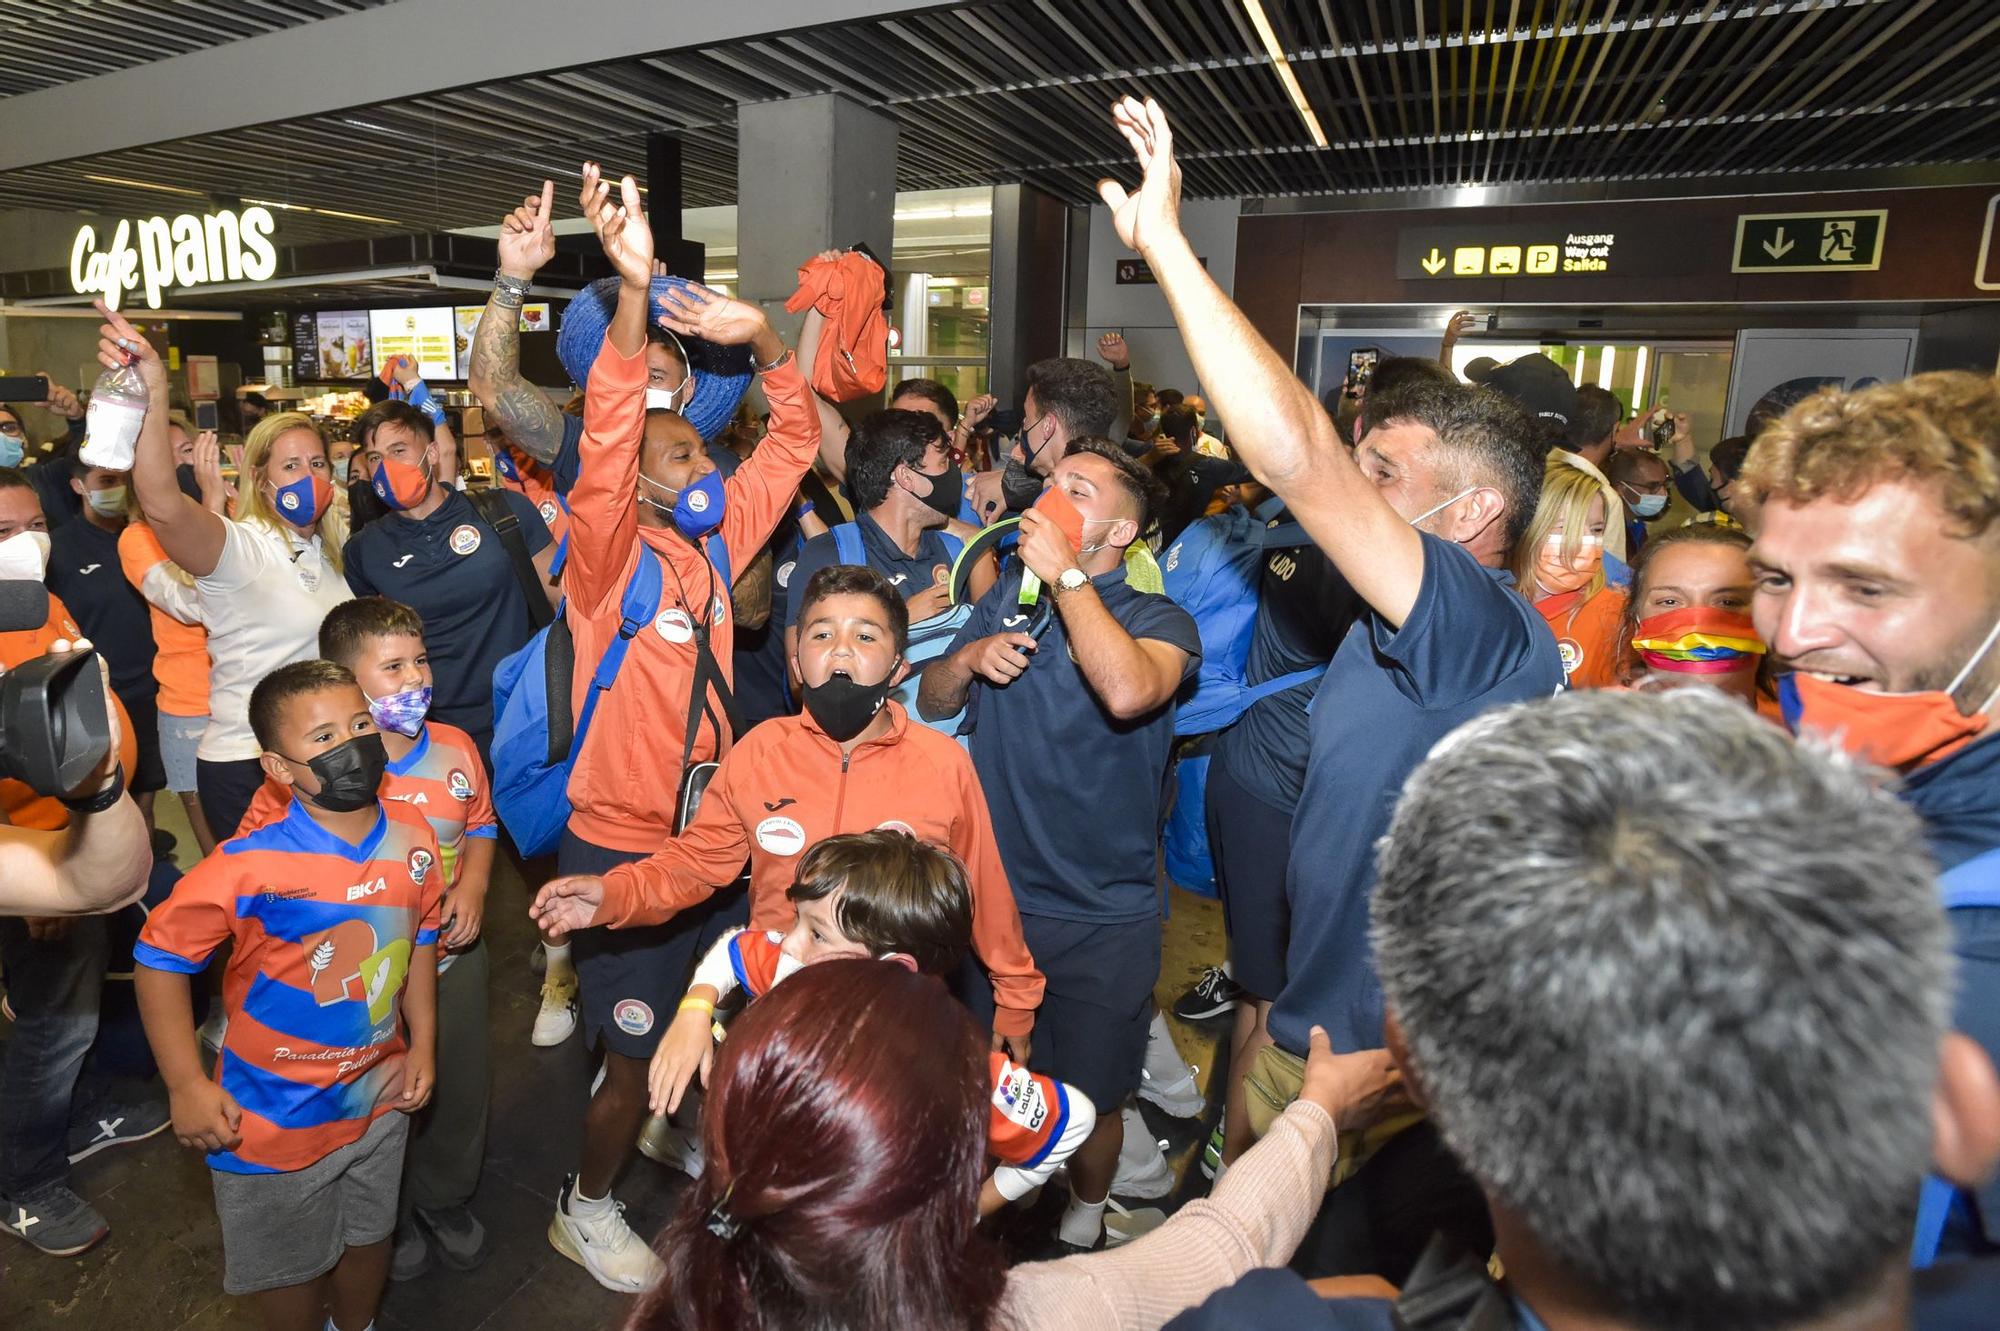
top-left (996, 1098), bottom-right (1338, 1329)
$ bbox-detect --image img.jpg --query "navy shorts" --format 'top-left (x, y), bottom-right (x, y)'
top-left (1021, 913), bottom-right (1161, 1110)
top-left (562, 829), bottom-right (748, 1060)
top-left (1206, 754), bottom-right (1294, 1001)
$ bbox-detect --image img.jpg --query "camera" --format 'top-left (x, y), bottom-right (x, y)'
top-left (0, 581), bottom-right (114, 798)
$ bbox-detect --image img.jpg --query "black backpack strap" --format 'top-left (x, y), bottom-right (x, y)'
top-left (469, 487), bottom-right (556, 631)
top-left (798, 470), bottom-right (844, 524)
top-left (541, 617), bottom-right (577, 767)
top-left (1391, 1236), bottom-right (1515, 1331)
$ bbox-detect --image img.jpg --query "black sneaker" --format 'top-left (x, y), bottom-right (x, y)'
top-left (418, 1203), bottom-right (489, 1271)
top-left (1, 1183), bottom-right (109, 1257)
top-left (1172, 966), bottom-right (1245, 1021)
top-left (67, 1097), bottom-right (172, 1164)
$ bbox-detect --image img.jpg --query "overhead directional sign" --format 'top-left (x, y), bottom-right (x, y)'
top-left (1732, 209), bottom-right (1886, 273)
top-left (1398, 225), bottom-right (1619, 280)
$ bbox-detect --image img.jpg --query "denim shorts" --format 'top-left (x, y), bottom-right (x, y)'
top-left (157, 710), bottom-right (206, 794)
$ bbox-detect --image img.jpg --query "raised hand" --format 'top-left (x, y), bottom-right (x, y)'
top-left (656, 282), bottom-right (774, 350)
top-left (93, 299), bottom-right (167, 397)
top-left (39, 377), bottom-right (83, 422)
top-left (1096, 96), bottom-right (1183, 257)
top-left (962, 393), bottom-right (998, 429)
top-left (578, 162), bottom-right (654, 287)
top-left (1096, 331), bottom-right (1131, 370)
top-left (193, 431), bottom-right (228, 512)
top-left (499, 180), bottom-right (558, 281)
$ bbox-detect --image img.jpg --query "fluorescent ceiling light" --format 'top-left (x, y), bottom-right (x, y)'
top-left (242, 197), bottom-right (402, 226)
top-left (895, 203), bottom-right (992, 221)
top-left (83, 174), bottom-right (204, 196)
top-left (1241, 0), bottom-right (1329, 148)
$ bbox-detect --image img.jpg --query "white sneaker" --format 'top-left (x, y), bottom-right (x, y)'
top-left (532, 974), bottom-right (578, 1047)
top-left (1111, 1108), bottom-right (1176, 1200)
top-left (547, 1175), bottom-right (664, 1294)
top-left (1103, 1196), bottom-right (1167, 1247)
top-left (1138, 1063), bottom-right (1204, 1118)
top-left (637, 1115), bottom-right (704, 1179)
top-left (197, 1007), bottom-right (228, 1054)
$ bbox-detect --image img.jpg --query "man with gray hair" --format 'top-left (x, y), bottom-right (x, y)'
top-left (1167, 688), bottom-right (2000, 1329)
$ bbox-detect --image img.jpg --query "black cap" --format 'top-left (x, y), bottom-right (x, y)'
top-left (1462, 355), bottom-right (1501, 384)
top-left (1480, 352), bottom-right (1577, 430)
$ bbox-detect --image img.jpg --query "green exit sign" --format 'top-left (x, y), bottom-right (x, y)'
top-left (1733, 210), bottom-right (1886, 273)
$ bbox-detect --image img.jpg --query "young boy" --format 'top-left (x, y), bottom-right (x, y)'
top-left (133, 660), bottom-right (442, 1331)
top-left (648, 828), bottom-right (1094, 1219)
top-left (530, 564), bottom-right (1042, 1063)
top-left (238, 598), bottom-right (497, 1282)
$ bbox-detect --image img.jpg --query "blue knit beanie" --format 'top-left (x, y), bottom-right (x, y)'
top-left (556, 275), bottom-right (753, 443)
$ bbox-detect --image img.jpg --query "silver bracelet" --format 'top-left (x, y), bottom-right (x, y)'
top-left (493, 270), bottom-right (531, 308)
top-left (752, 346), bottom-right (795, 375)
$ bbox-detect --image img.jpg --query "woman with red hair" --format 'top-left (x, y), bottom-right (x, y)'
top-left (632, 959), bottom-right (1375, 1331)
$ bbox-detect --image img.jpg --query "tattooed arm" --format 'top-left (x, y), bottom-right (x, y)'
top-left (468, 181), bottom-right (569, 466)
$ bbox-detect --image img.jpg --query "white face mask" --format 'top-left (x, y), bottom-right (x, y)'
top-left (1407, 486), bottom-right (1477, 532)
top-left (0, 529), bottom-right (52, 582)
top-left (645, 384), bottom-right (690, 412)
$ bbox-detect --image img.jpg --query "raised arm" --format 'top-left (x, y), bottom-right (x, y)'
top-left (468, 181), bottom-right (569, 466)
top-left (1098, 332), bottom-right (1135, 443)
top-left (794, 280), bottom-right (854, 483)
top-left (1097, 97), bottom-right (1429, 627)
top-left (97, 301), bottom-right (227, 577)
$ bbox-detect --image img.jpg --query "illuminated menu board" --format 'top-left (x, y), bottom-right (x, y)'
top-left (315, 311), bottom-right (371, 379)
top-left (370, 307), bottom-right (457, 381)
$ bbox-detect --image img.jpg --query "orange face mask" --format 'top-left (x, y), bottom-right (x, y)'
top-left (1777, 615), bottom-right (2000, 771)
top-left (1033, 485), bottom-right (1088, 551)
top-left (1533, 533), bottom-right (1602, 596)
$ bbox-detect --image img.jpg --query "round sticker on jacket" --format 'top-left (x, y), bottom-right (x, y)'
top-left (776, 559), bottom-right (795, 589)
top-left (755, 816), bottom-right (806, 857)
top-left (539, 501), bottom-right (560, 524)
top-left (408, 847), bottom-right (435, 886)
top-left (447, 769), bottom-right (473, 801)
top-left (449, 524), bottom-right (482, 556)
top-left (1556, 638), bottom-right (1581, 680)
top-left (612, 999), bottom-right (654, 1036)
top-left (655, 608), bottom-right (694, 644)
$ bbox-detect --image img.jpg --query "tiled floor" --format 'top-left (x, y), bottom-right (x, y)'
top-left (1, 818), bottom-right (1231, 1330)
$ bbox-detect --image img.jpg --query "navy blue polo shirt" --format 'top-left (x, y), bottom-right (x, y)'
top-left (342, 487), bottom-right (551, 746)
top-left (952, 563), bottom-right (1201, 924)
top-left (549, 411), bottom-right (737, 497)
top-left (1268, 533), bottom-right (1563, 1057)
top-left (1214, 526), bottom-right (1359, 813)
top-left (46, 517), bottom-right (157, 703)
top-left (1164, 1269), bottom-right (1393, 1330)
top-left (785, 512), bottom-right (957, 626)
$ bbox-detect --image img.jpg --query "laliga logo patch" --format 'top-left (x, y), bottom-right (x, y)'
top-left (613, 998), bottom-right (654, 1036)
top-left (1557, 638), bottom-right (1582, 680)
top-left (539, 501), bottom-right (559, 524)
top-left (280, 490), bottom-right (300, 511)
top-left (449, 524), bottom-right (482, 556)
top-left (775, 559), bottom-right (794, 589)
top-left (686, 488), bottom-right (710, 514)
top-left (447, 769), bottom-right (473, 802)
top-left (754, 816), bottom-right (806, 857)
top-left (408, 847), bottom-right (435, 886)
top-left (655, 608), bottom-right (694, 644)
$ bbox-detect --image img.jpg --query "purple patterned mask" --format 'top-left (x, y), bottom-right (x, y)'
top-left (366, 685), bottom-right (432, 737)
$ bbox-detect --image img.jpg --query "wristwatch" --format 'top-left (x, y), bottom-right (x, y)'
top-left (1055, 567), bottom-right (1090, 597)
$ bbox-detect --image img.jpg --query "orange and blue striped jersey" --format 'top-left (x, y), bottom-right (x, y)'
top-left (135, 799), bottom-right (444, 1174)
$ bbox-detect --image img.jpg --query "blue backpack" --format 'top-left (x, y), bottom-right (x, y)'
top-left (1162, 498), bottom-right (1325, 738)
top-left (831, 522), bottom-right (970, 741)
top-left (490, 537), bottom-right (730, 857)
top-left (1160, 500), bottom-right (1326, 898)
top-left (1911, 846), bottom-right (2000, 1268)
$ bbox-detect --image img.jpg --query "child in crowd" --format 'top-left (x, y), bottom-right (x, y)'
top-left (647, 829), bottom-right (1094, 1219)
top-left (236, 597), bottom-right (498, 1282)
top-left (133, 659), bottom-right (441, 1331)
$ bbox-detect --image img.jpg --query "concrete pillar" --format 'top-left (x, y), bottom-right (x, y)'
top-left (736, 94), bottom-right (898, 340)
top-left (987, 183), bottom-right (1073, 411)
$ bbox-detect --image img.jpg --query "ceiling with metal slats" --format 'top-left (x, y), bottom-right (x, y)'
top-left (2, 0), bottom-right (1995, 248)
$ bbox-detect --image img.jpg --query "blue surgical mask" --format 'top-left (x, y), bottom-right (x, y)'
top-left (641, 467), bottom-right (726, 541)
top-left (1629, 492), bottom-right (1668, 519)
top-left (0, 433), bottom-right (23, 469)
top-left (333, 456), bottom-right (351, 484)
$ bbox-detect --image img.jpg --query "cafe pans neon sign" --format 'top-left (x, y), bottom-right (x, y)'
top-left (71, 206), bottom-right (279, 311)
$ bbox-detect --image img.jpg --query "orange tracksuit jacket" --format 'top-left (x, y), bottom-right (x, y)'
top-left (561, 333), bottom-right (818, 853)
top-left (590, 702), bottom-right (1044, 1039)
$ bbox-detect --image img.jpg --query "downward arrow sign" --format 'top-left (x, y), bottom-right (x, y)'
top-left (1421, 248), bottom-right (1447, 275)
top-left (1762, 227), bottom-right (1794, 259)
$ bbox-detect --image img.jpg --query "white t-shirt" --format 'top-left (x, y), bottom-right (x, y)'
top-left (193, 519), bottom-right (353, 762)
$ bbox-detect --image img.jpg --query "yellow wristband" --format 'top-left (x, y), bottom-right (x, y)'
top-left (678, 997), bottom-right (715, 1018)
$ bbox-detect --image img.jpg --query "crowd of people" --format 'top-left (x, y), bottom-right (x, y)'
top-left (2, 93), bottom-right (1998, 1331)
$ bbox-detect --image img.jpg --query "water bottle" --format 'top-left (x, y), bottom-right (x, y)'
top-left (81, 359), bottom-right (149, 470)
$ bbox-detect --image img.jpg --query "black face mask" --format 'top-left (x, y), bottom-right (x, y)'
top-left (913, 461), bottom-right (963, 519)
top-left (286, 732), bottom-right (388, 813)
top-left (1001, 456), bottom-right (1043, 514)
top-left (800, 670), bottom-right (897, 743)
top-left (174, 463), bottom-right (204, 504)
